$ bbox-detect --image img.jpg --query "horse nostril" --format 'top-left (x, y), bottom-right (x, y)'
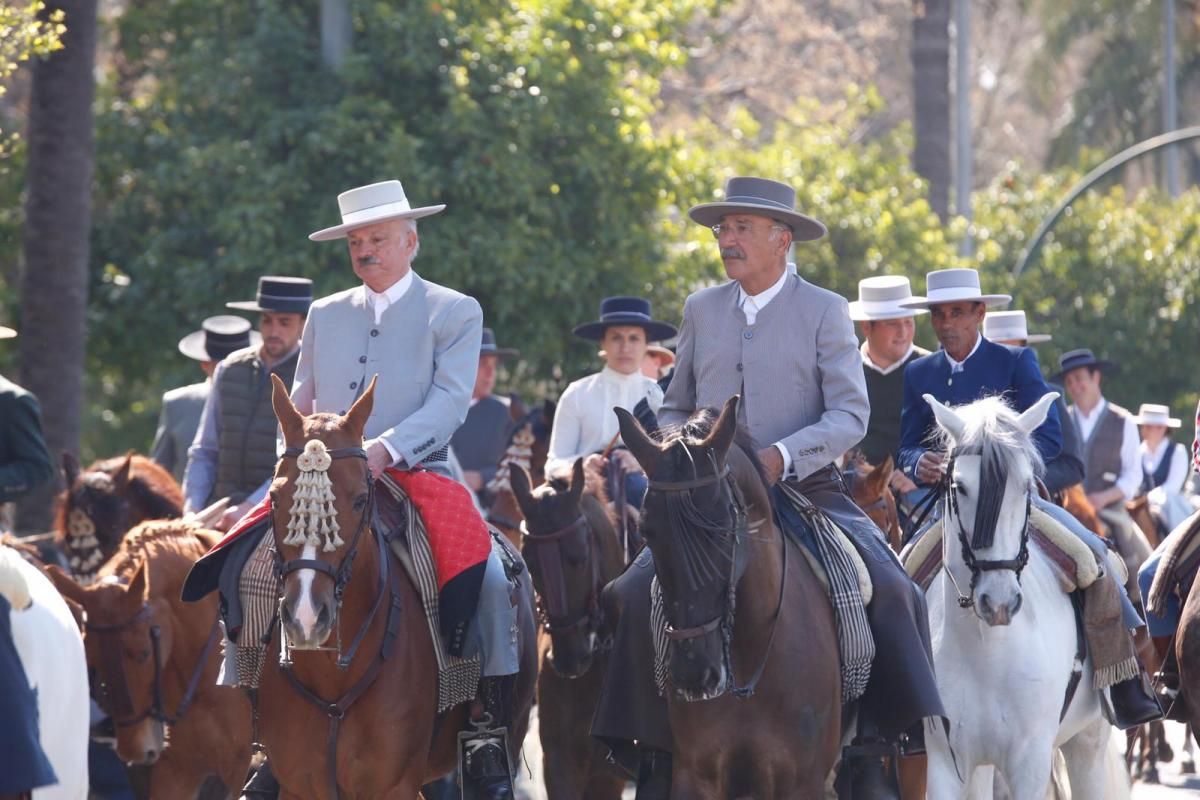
top-left (280, 602), bottom-right (294, 627)
top-left (978, 594), bottom-right (993, 614)
top-left (1011, 593), bottom-right (1023, 616)
top-left (317, 603), bottom-right (331, 629)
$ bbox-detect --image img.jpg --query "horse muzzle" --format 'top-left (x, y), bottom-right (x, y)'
top-left (976, 589), bottom-right (1022, 626)
top-left (279, 593), bottom-right (335, 649)
top-left (668, 639), bottom-right (727, 701)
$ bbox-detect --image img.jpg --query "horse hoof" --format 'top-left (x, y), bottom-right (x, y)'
top-left (1182, 759), bottom-right (1196, 775)
top-left (1144, 768), bottom-right (1159, 784)
top-left (1158, 743), bottom-right (1174, 763)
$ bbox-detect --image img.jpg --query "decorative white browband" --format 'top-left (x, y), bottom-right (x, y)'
top-left (283, 440), bottom-right (344, 552)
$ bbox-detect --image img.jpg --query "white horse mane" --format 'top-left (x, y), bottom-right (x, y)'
top-left (0, 545), bottom-right (32, 610)
top-left (933, 395), bottom-right (1045, 482)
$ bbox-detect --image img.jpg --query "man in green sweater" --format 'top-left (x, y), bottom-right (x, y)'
top-left (848, 276), bottom-right (929, 493)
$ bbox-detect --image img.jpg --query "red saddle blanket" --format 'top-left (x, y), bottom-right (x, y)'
top-left (185, 467), bottom-right (491, 654)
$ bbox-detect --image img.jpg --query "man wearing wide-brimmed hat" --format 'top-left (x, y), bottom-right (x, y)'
top-left (899, 276), bottom-right (1160, 729)
top-left (451, 327), bottom-right (520, 502)
top-left (183, 277), bottom-right (310, 528)
top-left (151, 315), bottom-right (256, 483)
top-left (848, 276), bottom-right (929, 481)
top-left (982, 309), bottom-right (1086, 496)
top-left (0, 325), bottom-right (53, 525)
top-left (593, 177), bottom-right (945, 799)
top-left (546, 296), bottom-right (675, 508)
top-left (1054, 348), bottom-right (1153, 593)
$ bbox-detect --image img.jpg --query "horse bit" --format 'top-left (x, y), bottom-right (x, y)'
top-left (942, 444), bottom-right (1032, 610)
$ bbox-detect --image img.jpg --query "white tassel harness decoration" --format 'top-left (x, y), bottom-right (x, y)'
top-left (283, 439), bottom-right (344, 552)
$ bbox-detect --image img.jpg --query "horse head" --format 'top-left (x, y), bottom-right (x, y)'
top-left (56, 452), bottom-right (183, 582)
top-left (270, 373), bottom-right (377, 651)
top-left (848, 454), bottom-right (900, 551)
top-left (47, 557), bottom-right (169, 765)
top-left (618, 395), bottom-right (770, 701)
top-left (513, 458), bottom-right (620, 678)
top-left (926, 391), bottom-right (1057, 626)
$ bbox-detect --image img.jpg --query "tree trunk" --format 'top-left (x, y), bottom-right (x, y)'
top-left (16, 0), bottom-right (97, 532)
top-left (912, 0), bottom-right (952, 220)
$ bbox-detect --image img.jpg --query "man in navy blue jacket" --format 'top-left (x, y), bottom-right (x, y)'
top-left (897, 268), bottom-right (1161, 729)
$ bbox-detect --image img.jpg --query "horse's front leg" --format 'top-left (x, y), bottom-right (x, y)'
top-left (924, 724), bottom-right (970, 800)
top-left (999, 738), bottom-right (1056, 800)
top-left (1058, 719), bottom-right (1116, 800)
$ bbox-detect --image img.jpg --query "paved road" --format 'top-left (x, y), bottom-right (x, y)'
top-left (1130, 722), bottom-right (1200, 799)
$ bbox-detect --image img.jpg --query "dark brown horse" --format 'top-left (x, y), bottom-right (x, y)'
top-left (846, 455), bottom-right (901, 552)
top-left (45, 520), bottom-right (251, 797)
top-left (1178, 569), bottom-right (1200, 733)
top-left (511, 458), bottom-right (628, 799)
top-left (55, 453), bottom-right (182, 582)
top-left (617, 397), bottom-right (841, 796)
top-left (260, 374), bottom-right (537, 799)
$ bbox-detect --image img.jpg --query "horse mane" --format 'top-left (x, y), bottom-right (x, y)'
top-left (99, 519), bottom-right (212, 582)
top-left (932, 396), bottom-right (1043, 550)
top-left (0, 545), bottom-right (31, 610)
top-left (658, 407), bottom-right (769, 489)
top-left (53, 454), bottom-right (183, 536)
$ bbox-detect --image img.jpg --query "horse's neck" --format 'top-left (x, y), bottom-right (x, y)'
top-left (732, 512), bottom-right (785, 645)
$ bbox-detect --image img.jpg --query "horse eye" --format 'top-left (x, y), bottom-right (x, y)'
top-left (354, 494), bottom-right (368, 510)
top-left (953, 482), bottom-right (969, 498)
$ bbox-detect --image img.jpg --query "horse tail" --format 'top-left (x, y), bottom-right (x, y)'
top-left (0, 545), bottom-right (32, 611)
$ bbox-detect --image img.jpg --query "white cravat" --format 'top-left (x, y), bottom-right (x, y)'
top-left (737, 269), bottom-right (789, 325)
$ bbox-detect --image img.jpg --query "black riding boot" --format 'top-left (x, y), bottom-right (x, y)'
top-left (1110, 669), bottom-right (1164, 729)
top-left (239, 758), bottom-right (280, 800)
top-left (634, 747), bottom-right (672, 800)
top-left (462, 675), bottom-right (516, 800)
top-left (836, 716), bottom-right (901, 800)
top-left (1154, 647), bottom-right (1190, 723)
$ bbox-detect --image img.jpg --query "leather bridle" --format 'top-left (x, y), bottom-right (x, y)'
top-left (646, 446), bottom-right (784, 699)
top-left (87, 603), bottom-right (220, 729)
top-left (273, 445), bottom-right (381, 669)
top-left (521, 513), bottom-right (608, 655)
top-left (942, 445), bottom-right (1032, 610)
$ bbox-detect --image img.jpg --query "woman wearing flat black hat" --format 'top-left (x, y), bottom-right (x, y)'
top-left (546, 297), bottom-right (677, 508)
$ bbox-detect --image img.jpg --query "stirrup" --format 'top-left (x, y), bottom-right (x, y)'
top-left (458, 714), bottom-right (514, 800)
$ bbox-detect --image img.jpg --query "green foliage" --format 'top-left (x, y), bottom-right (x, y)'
top-left (89, 0), bottom-right (708, 456)
top-left (971, 163), bottom-right (1200, 448)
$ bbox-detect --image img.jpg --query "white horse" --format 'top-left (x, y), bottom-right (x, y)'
top-left (1, 544), bottom-right (90, 799)
top-left (922, 393), bottom-right (1125, 800)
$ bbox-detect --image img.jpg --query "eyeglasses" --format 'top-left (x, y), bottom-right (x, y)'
top-left (709, 221), bottom-right (790, 240)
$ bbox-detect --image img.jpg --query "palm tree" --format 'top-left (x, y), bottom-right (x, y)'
top-left (17, 0), bottom-right (98, 531)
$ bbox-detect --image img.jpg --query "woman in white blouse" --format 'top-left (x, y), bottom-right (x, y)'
top-left (1134, 403), bottom-right (1194, 531)
top-left (546, 297), bottom-right (677, 506)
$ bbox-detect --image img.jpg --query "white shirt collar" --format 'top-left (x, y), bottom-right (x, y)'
top-left (365, 271), bottom-right (414, 322)
top-left (861, 342), bottom-right (915, 376)
top-left (600, 365), bottom-right (645, 384)
top-left (1075, 396), bottom-right (1108, 426)
top-left (737, 269), bottom-right (789, 324)
top-left (944, 334), bottom-right (983, 373)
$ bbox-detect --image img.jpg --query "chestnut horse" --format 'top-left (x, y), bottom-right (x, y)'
top-left (511, 458), bottom-right (628, 800)
top-left (56, 453), bottom-right (182, 582)
top-left (617, 397), bottom-right (841, 797)
top-left (846, 455), bottom-right (901, 552)
top-left (45, 520), bottom-right (250, 797)
top-left (1060, 483), bottom-right (1108, 539)
top-left (260, 375), bottom-right (537, 799)
top-left (1127, 495), bottom-right (1164, 550)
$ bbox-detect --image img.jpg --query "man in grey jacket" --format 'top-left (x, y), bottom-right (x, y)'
top-left (594, 178), bottom-right (942, 800)
top-left (235, 180), bottom-right (514, 800)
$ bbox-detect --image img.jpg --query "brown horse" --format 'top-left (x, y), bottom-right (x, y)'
top-left (846, 455), bottom-right (901, 552)
top-left (260, 374), bottom-right (537, 799)
top-left (1060, 483), bottom-right (1108, 539)
top-left (56, 452), bottom-right (183, 582)
top-left (1177, 570), bottom-right (1200, 734)
top-left (1127, 495), bottom-right (1164, 550)
top-left (510, 458), bottom-right (628, 799)
top-left (617, 397), bottom-right (841, 796)
top-left (44, 520), bottom-right (251, 797)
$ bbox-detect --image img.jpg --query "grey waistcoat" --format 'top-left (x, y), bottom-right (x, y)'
top-left (1081, 402), bottom-right (1129, 503)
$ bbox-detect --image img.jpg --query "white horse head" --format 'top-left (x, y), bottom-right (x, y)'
top-left (924, 392), bottom-right (1057, 626)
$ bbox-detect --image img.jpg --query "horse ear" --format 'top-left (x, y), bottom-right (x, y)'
top-left (509, 464), bottom-right (535, 518)
top-left (126, 560), bottom-right (149, 603)
top-left (700, 395), bottom-right (740, 461)
top-left (113, 452), bottom-right (135, 491)
top-left (270, 373), bottom-right (304, 443)
top-left (43, 564), bottom-right (89, 608)
top-left (62, 451), bottom-right (80, 487)
top-left (1015, 391), bottom-right (1059, 437)
top-left (615, 407), bottom-right (661, 473)
top-left (343, 375), bottom-right (377, 436)
top-left (569, 458), bottom-right (586, 503)
top-left (925, 394), bottom-right (966, 443)
top-left (866, 455), bottom-right (894, 494)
